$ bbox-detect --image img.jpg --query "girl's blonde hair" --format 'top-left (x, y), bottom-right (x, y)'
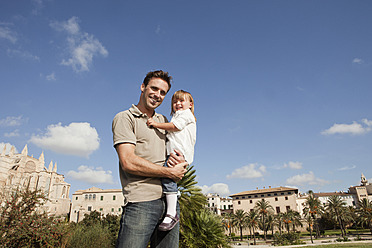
top-left (171, 90), bottom-right (196, 121)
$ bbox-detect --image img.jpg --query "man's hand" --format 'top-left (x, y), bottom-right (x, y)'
top-left (167, 149), bottom-right (186, 167)
top-left (168, 162), bottom-right (188, 181)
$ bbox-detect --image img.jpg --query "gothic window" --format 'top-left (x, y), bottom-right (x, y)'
top-left (62, 186), bottom-right (66, 198)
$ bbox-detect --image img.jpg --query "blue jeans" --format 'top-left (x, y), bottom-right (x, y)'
top-left (116, 198), bottom-right (179, 248)
top-left (162, 158), bottom-right (178, 193)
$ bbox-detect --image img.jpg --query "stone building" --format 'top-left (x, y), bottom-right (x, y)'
top-left (70, 187), bottom-right (124, 222)
top-left (206, 193), bottom-right (233, 215)
top-left (0, 144), bottom-right (71, 217)
top-left (348, 173), bottom-right (372, 206)
top-left (230, 186), bottom-right (299, 214)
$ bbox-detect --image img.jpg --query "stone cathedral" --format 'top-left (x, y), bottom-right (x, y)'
top-left (0, 144), bottom-right (71, 217)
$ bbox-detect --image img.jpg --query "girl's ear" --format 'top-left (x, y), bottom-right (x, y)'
top-left (189, 102), bottom-right (193, 109)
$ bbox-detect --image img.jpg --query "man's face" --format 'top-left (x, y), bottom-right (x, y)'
top-left (140, 78), bottom-right (169, 111)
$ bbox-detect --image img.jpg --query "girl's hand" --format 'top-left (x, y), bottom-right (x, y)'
top-left (147, 118), bottom-right (155, 128)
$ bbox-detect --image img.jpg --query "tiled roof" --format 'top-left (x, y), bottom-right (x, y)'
top-left (230, 186), bottom-right (298, 197)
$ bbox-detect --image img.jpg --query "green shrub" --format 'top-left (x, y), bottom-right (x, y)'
top-left (273, 232), bottom-right (304, 246)
top-left (66, 223), bottom-right (113, 248)
top-left (0, 189), bottom-right (70, 248)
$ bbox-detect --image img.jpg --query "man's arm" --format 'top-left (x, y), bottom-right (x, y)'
top-left (115, 143), bottom-right (187, 181)
top-left (147, 118), bottom-right (179, 132)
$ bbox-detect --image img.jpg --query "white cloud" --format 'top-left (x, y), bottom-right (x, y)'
top-left (0, 25), bottom-right (17, 43)
top-left (29, 122), bottom-right (100, 158)
top-left (31, 0), bottom-right (44, 15)
top-left (46, 72), bottom-right (56, 81)
top-left (321, 119), bottom-right (372, 135)
top-left (337, 165), bottom-right (356, 171)
top-left (0, 116), bottom-right (27, 127)
top-left (4, 129), bottom-right (20, 137)
top-left (352, 58), bottom-right (363, 64)
top-left (0, 142), bottom-right (18, 154)
top-left (155, 25), bottom-right (161, 35)
top-left (7, 49), bottom-right (40, 61)
top-left (285, 171), bottom-right (329, 186)
top-left (283, 161), bottom-right (303, 170)
top-left (67, 165), bottom-right (114, 184)
top-left (50, 17), bottom-right (108, 73)
top-left (199, 183), bottom-right (231, 197)
top-left (227, 163), bottom-right (266, 179)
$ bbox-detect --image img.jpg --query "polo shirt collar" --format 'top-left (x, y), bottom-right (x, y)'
top-left (129, 104), bottom-right (161, 118)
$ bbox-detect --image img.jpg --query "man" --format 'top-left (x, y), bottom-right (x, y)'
top-left (112, 70), bottom-right (188, 248)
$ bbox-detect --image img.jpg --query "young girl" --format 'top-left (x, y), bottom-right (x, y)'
top-left (147, 90), bottom-right (197, 231)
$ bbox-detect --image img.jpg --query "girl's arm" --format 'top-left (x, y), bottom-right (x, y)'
top-left (147, 118), bottom-right (180, 132)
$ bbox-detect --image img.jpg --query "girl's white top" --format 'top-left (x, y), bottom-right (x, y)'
top-left (166, 109), bottom-right (196, 164)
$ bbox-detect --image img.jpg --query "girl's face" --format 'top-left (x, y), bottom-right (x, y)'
top-left (172, 96), bottom-right (193, 112)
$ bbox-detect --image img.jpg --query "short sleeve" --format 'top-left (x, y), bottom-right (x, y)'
top-left (172, 109), bottom-right (195, 131)
top-left (112, 111), bottom-right (136, 147)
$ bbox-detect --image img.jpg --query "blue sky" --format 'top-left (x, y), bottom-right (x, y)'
top-left (1, 0), bottom-right (372, 198)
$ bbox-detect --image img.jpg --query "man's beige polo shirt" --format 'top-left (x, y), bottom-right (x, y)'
top-left (112, 104), bottom-right (167, 204)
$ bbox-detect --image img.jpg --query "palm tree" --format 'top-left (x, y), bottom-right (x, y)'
top-left (222, 212), bottom-right (234, 237)
top-left (274, 213), bottom-right (284, 235)
top-left (357, 198), bottom-right (372, 234)
top-left (326, 195), bottom-right (347, 237)
top-left (289, 210), bottom-right (302, 232)
top-left (304, 192), bottom-right (322, 239)
top-left (178, 166), bottom-right (229, 248)
top-left (254, 199), bottom-right (274, 240)
top-left (246, 210), bottom-right (259, 245)
top-left (178, 165), bottom-right (207, 216)
top-left (232, 209), bottom-right (247, 241)
top-left (180, 209), bottom-right (230, 248)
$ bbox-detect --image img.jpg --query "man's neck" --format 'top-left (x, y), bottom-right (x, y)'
top-left (136, 102), bottom-right (154, 117)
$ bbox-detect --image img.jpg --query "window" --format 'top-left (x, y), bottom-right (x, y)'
top-left (250, 200), bottom-right (253, 204)
top-left (268, 194), bottom-right (271, 196)
top-left (89, 194), bottom-right (92, 200)
top-left (212, 203), bottom-right (215, 207)
top-left (85, 194), bottom-right (88, 200)
top-left (111, 208), bottom-right (114, 212)
top-left (285, 196), bottom-right (288, 200)
top-left (100, 196), bottom-right (103, 201)
top-left (99, 208), bottom-right (103, 211)
top-left (261, 194), bottom-right (264, 197)
top-left (113, 195), bottom-right (116, 200)
top-left (93, 194), bottom-right (96, 200)
top-left (238, 201), bottom-right (241, 205)
top-left (254, 195), bottom-right (258, 198)
top-left (248, 195), bottom-right (251, 198)
top-left (242, 196), bottom-right (245, 199)
top-left (275, 197), bottom-right (278, 201)
top-left (250, 209), bottom-right (254, 212)
top-left (88, 206), bottom-right (92, 211)
top-left (281, 193), bottom-right (284, 195)
top-left (118, 208), bottom-right (121, 212)
top-left (286, 206), bottom-right (290, 211)
top-left (276, 207), bottom-right (280, 213)
top-left (274, 193), bottom-right (277, 196)
top-left (75, 196), bottom-right (78, 200)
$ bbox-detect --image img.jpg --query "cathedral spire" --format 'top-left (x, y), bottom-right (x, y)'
top-left (39, 151), bottom-right (45, 163)
top-left (1, 144), bottom-right (6, 156)
top-left (53, 162), bottom-right (57, 173)
top-left (48, 161), bottom-right (53, 172)
top-left (9, 146), bottom-right (15, 156)
top-left (21, 144), bottom-right (28, 156)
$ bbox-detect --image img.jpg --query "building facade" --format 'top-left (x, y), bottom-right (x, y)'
top-left (206, 193), bottom-right (233, 215)
top-left (230, 186), bottom-right (299, 214)
top-left (0, 144), bottom-right (71, 217)
top-left (70, 187), bottom-right (124, 222)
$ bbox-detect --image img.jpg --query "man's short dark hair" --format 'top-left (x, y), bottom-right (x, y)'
top-left (143, 70), bottom-right (172, 91)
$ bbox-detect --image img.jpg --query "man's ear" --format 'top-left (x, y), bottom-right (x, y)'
top-left (140, 83), bottom-right (145, 92)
